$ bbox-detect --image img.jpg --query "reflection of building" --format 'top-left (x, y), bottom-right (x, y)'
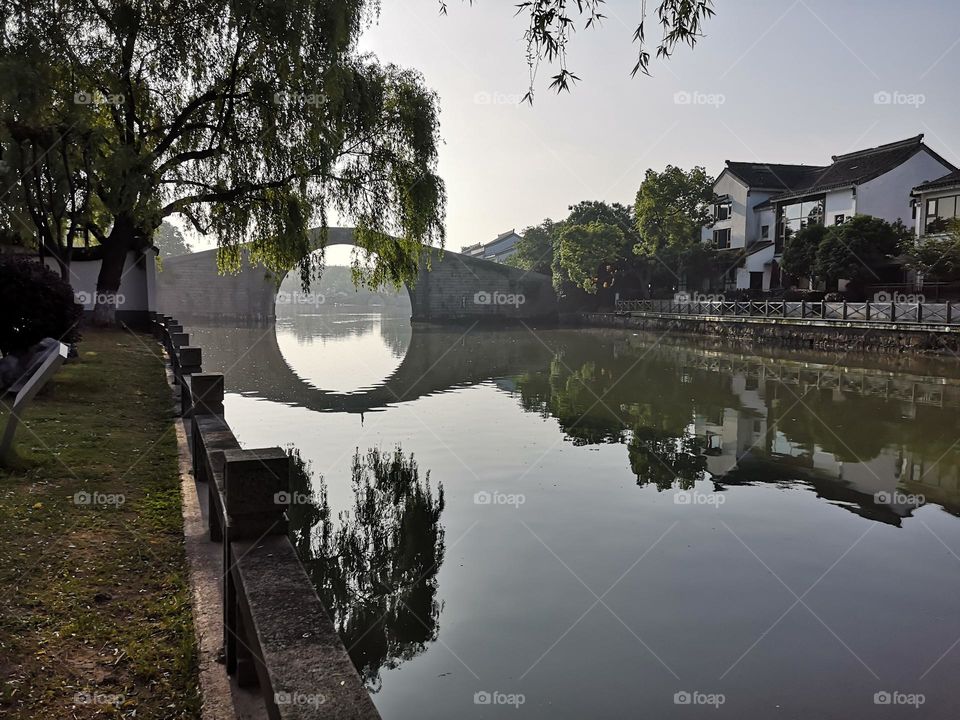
top-left (686, 357), bottom-right (960, 524)
top-left (703, 135), bottom-right (956, 291)
top-left (462, 230), bottom-right (522, 263)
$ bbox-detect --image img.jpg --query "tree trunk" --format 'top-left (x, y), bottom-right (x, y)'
top-left (93, 217), bottom-right (135, 326)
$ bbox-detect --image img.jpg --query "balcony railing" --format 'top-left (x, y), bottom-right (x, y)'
top-left (613, 299), bottom-right (960, 325)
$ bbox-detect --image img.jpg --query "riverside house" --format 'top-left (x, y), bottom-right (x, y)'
top-left (703, 135), bottom-right (956, 291)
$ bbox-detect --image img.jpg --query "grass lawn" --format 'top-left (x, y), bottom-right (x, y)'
top-left (0, 328), bottom-right (201, 719)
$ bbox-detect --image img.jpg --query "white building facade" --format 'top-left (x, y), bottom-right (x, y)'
top-left (703, 135), bottom-right (956, 291)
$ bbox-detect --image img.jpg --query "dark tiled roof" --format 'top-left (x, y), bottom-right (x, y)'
top-left (912, 169), bottom-right (960, 194)
top-left (772, 135), bottom-right (955, 202)
top-left (724, 162), bottom-right (826, 192)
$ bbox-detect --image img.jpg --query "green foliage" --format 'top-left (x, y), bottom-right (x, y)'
top-left (814, 215), bottom-right (907, 286)
top-left (556, 222), bottom-right (625, 293)
top-left (1, 0), bottom-right (445, 296)
top-left (905, 222), bottom-right (960, 281)
top-left (780, 224), bottom-right (828, 281)
top-left (441, 1), bottom-right (715, 102)
top-left (0, 257), bottom-right (82, 356)
top-left (506, 220), bottom-right (556, 275)
top-left (154, 221), bottom-right (192, 258)
top-left (634, 166), bottom-right (713, 258)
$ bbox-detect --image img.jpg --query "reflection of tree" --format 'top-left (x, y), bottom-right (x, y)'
top-left (772, 390), bottom-right (891, 463)
top-left (628, 426), bottom-right (707, 491)
top-left (286, 446), bottom-right (445, 690)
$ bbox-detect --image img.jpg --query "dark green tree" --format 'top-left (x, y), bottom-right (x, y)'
top-left (633, 165), bottom-right (715, 294)
top-left (904, 221), bottom-right (960, 282)
top-left (814, 216), bottom-right (909, 291)
top-left (506, 219), bottom-right (557, 275)
top-left (556, 221), bottom-right (625, 293)
top-left (1, 1), bottom-right (445, 323)
top-left (780, 224), bottom-right (828, 285)
top-left (153, 221), bottom-right (192, 258)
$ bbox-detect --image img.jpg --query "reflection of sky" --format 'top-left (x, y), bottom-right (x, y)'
top-left (220, 315), bottom-right (960, 720)
top-left (275, 312), bottom-right (409, 394)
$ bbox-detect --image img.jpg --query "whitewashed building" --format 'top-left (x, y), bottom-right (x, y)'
top-left (911, 169), bottom-right (960, 236)
top-left (703, 135), bottom-right (956, 291)
top-left (462, 230), bottom-right (522, 263)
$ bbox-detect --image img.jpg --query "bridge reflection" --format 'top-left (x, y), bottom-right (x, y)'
top-left (186, 318), bottom-right (960, 525)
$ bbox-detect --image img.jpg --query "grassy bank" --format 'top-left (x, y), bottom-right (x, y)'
top-left (0, 329), bottom-right (200, 719)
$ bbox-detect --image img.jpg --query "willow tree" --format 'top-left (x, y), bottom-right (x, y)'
top-left (443, 0), bottom-right (716, 102)
top-left (1, 1), bottom-right (445, 322)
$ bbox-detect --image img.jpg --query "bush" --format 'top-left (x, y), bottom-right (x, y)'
top-left (0, 257), bottom-right (82, 356)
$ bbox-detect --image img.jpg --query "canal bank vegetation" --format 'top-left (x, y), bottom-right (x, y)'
top-left (507, 172), bottom-right (960, 311)
top-left (0, 329), bottom-right (200, 719)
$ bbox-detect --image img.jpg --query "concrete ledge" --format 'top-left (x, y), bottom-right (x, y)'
top-left (233, 536), bottom-right (382, 720)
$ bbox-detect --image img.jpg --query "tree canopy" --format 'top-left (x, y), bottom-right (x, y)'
top-left (1, 0), bottom-right (445, 319)
top-left (556, 221), bottom-right (625, 293)
top-left (780, 224), bottom-right (828, 284)
top-left (814, 216), bottom-right (909, 289)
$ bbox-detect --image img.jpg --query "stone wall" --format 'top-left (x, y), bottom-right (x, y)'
top-left (156, 230), bottom-right (557, 324)
top-left (569, 312), bottom-right (960, 355)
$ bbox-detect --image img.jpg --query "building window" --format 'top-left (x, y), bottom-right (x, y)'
top-left (715, 202), bottom-right (731, 221)
top-left (925, 194), bottom-right (960, 232)
top-left (761, 225), bottom-right (769, 239)
top-left (749, 272), bottom-right (764, 290)
top-left (714, 228), bottom-right (731, 249)
top-left (834, 214), bottom-right (845, 225)
top-left (775, 195), bottom-right (825, 254)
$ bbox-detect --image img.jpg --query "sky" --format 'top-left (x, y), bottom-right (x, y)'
top-left (190, 0), bottom-right (960, 257)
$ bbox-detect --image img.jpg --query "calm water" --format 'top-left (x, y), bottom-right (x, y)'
top-left (189, 309), bottom-right (960, 719)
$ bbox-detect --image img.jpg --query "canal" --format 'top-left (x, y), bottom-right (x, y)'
top-left (188, 307), bottom-right (960, 719)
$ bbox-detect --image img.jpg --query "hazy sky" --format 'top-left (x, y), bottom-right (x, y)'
top-left (361, 0), bottom-right (960, 252)
top-left (189, 0), bottom-right (960, 256)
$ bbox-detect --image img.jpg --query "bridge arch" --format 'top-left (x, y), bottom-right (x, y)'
top-left (157, 227), bottom-right (557, 324)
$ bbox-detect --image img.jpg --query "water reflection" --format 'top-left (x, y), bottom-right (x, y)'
top-left (511, 334), bottom-right (960, 524)
top-left (287, 445), bottom-right (445, 689)
top-left (186, 313), bottom-right (960, 525)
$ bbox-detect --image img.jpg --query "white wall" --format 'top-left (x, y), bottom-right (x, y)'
top-left (706, 171), bottom-right (749, 249)
top-left (858, 149), bottom-right (954, 227)
top-left (41, 250), bottom-right (157, 313)
top-left (825, 189), bottom-right (856, 226)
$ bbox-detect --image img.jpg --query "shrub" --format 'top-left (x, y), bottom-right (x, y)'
top-left (0, 257), bottom-right (82, 356)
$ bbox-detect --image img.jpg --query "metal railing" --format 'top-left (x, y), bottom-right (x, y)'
top-left (614, 299), bottom-right (960, 325)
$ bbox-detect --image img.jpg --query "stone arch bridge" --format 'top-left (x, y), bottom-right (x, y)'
top-left (157, 227), bottom-right (556, 323)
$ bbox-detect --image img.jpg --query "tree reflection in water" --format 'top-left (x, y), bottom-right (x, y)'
top-left (286, 446), bottom-right (445, 690)
top-left (628, 427), bottom-right (708, 491)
